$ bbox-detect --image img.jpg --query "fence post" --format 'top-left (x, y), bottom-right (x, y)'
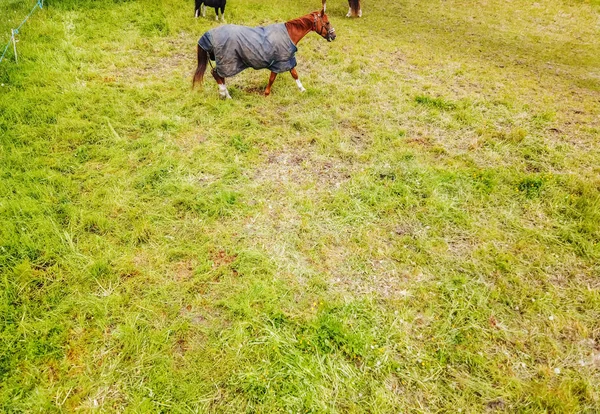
top-left (11, 30), bottom-right (18, 64)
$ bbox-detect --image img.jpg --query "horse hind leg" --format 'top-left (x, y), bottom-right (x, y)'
top-left (212, 69), bottom-right (231, 99)
top-left (219, 83), bottom-right (231, 99)
top-left (265, 72), bottom-right (278, 96)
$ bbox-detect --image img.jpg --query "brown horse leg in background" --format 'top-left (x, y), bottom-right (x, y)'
top-left (347, 0), bottom-right (361, 17)
top-left (322, 0), bottom-right (361, 17)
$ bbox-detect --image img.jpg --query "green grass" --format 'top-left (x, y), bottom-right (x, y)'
top-left (1, 0), bottom-right (599, 411)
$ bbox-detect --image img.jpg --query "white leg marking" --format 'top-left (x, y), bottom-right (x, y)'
top-left (296, 79), bottom-right (306, 93)
top-left (219, 84), bottom-right (232, 99)
top-left (346, 7), bottom-right (352, 17)
top-left (358, 9), bottom-right (362, 17)
top-left (195, 9), bottom-right (199, 18)
top-left (201, 4), bottom-right (206, 17)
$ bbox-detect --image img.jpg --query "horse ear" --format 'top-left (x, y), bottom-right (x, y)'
top-left (319, 8), bottom-right (324, 16)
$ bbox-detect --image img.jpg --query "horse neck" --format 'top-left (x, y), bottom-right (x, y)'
top-left (285, 15), bottom-right (314, 45)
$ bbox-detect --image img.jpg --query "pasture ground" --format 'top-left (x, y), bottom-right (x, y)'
top-left (1, 0), bottom-right (599, 411)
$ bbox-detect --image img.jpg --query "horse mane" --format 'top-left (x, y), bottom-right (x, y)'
top-left (285, 12), bottom-right (318, 44)
top-left (349, 0), bottom-right (360, 16)
top-left (286, 12), bottom-right (317, 28)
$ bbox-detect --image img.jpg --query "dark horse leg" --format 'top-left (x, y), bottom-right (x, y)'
top-left (290, 68), bottom-right (306, 93)
top-left (195, 0), bottom-right (201, 18)
top-left (212, 69), bottom-right (232, 99)
top-left (265, 72), bottom-right (277, 96)
top-left (219, 2), bottom-right (226, 21)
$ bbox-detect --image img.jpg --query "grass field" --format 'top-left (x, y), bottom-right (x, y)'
top-left (1, 0), bottom-right (599, 411)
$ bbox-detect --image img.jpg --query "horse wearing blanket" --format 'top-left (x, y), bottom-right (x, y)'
top-left (193, 10), bottom-right (336, 98)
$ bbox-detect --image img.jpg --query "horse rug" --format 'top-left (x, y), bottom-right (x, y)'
top-left (198, 23), bottom-right (298, 78)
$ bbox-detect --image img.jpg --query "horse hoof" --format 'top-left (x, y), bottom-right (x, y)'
top-left (300, 88), bottom-right (306, 93)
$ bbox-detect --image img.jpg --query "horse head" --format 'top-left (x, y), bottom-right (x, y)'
top-left (314, 10), bottom-right (336, 42)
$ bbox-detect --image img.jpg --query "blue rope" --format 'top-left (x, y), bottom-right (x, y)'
top-left (15, 0), bottom-right (44, 33)
top-left (0, 42), bottom-right (10, 64)
top-left (0, 0), bottom-right (44, 64)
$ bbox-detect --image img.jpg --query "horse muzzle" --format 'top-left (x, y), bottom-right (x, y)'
top-left (327, 28), bottom-right (336, 42)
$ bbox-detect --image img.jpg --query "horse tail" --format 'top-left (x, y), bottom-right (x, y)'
top-left (349, 0), bottom-right (360, 16)
top-left (192, 45), bottom-right (209, 88)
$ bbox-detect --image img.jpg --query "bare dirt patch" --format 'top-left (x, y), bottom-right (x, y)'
top-left (254, 149), bottom-right (356, 190)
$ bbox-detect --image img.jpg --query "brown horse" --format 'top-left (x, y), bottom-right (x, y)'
top-left (322, 0), bottom-right (362, 17)
top-left (192, 10), bottom-right (336, 98)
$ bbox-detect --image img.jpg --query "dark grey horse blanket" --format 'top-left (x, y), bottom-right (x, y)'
top-left (198, 23), bottom-right (298, 78)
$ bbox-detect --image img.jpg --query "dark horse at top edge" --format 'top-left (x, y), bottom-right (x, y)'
top-left (322, 0), bottom-right (362, 17)
top-left (192, 10), bottom-right (336, 99)
top-left (195, 0), bottom-right (226, 21)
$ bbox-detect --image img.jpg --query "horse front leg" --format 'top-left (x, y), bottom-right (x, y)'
top-left (265, 72), bottom-right (277, 96)
top-left (220, 3), bottom-right (226, 21)
top-left (290, 68), bottom-right (306, 93)
top-left (212, 69), bottom-right (231, 99)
